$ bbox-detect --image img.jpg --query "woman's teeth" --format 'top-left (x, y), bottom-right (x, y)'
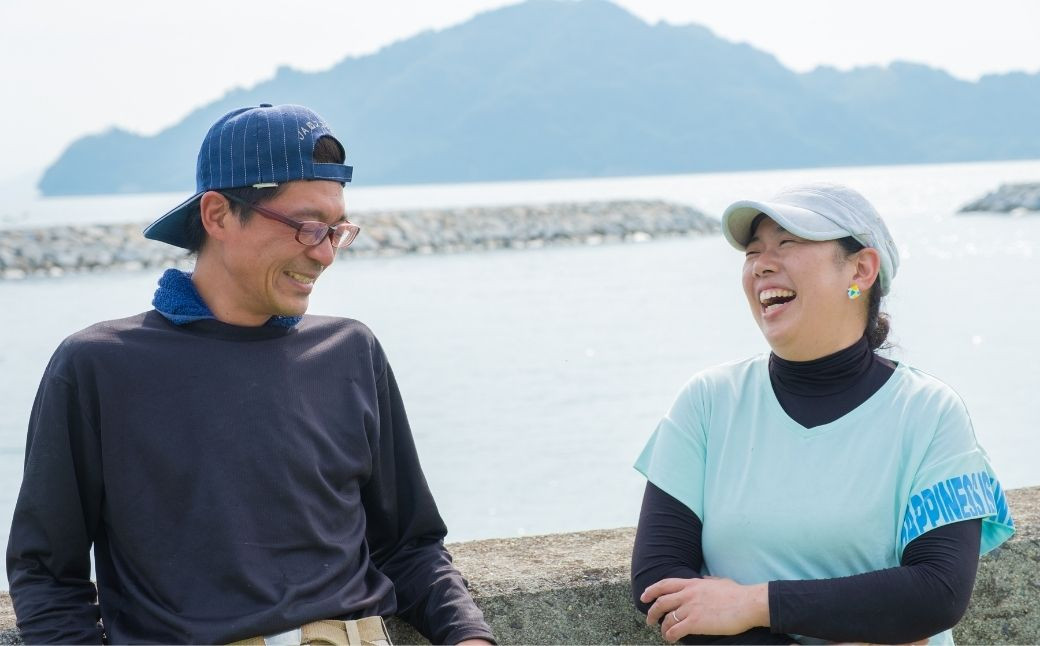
top-left (759, 288), bottom-right (796, 312)
top-left (759, 288), bottom-right (796, 304)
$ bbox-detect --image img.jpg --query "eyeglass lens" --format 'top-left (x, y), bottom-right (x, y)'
top-left (298, 221), bottom-right (358, 248)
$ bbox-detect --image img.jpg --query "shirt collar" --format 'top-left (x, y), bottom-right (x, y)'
top-left (151, 268), bottom-right (302, 328)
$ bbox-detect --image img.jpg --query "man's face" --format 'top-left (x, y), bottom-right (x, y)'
top-left (217, 179), bottom-right (345, 324)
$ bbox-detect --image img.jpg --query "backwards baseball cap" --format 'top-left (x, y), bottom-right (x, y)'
top-left (144, 103), bottom-right (353, 249)
top-left (721, 182), bottom-right (899, 295)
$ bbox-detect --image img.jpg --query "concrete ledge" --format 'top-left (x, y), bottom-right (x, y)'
top-left (387, 527), bottom-right (655, 645)
top-left (3, 486), bottom-right (1038, 644)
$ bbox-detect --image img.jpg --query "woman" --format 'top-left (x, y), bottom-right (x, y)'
top-left (631, 182), bottom-right (1014, 644)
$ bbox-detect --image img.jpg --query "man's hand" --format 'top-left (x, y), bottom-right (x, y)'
top-left (641, 577), bottom-right (769, 643)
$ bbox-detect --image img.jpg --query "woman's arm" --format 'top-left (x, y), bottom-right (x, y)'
top-left (634, 482), bottom-right (982, 643)
top-left (770, 518), bottom-right (981, 643)
top-left (632, 483), bottom-right (793, 644)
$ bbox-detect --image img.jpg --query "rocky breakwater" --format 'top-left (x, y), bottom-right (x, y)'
top-left (0, 200), bottom-right (717, 280)
top-left (960, 182), bottom-right (1040, 214)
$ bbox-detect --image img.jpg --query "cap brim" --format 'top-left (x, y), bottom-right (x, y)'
top-left (722, 199), bottom-right (850, 250)
top-left (143, 191), bottom-right (204, 250)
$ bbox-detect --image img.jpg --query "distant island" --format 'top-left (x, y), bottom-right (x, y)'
top-left (39, 0), bottom-right (1040, 197)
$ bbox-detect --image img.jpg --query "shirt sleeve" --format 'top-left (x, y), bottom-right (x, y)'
top-left (361, 362), bottom-right (495, 645)
top-left (633, 377), bottom-right (710, 519)
top-left (897, 393), bottom-right (1014, 557)
top-left (632, 483), bottom-right (794, 645)
top-left (6, 352), bottom-right (105, 645)
top-left (771, 518), bottom-right (981, 643)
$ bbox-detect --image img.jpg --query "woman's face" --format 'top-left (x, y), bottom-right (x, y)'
top-left (741, 217), bottom-right (869, 360)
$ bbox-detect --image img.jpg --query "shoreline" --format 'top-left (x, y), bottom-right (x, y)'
top-left (0, 200), bottom-right (717, 280)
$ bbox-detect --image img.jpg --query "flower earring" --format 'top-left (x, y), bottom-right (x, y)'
top-left (847, 283), bottom-right (861, 300)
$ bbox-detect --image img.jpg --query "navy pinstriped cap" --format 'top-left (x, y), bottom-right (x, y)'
top-left (144, 103), bottom-right (353, 249)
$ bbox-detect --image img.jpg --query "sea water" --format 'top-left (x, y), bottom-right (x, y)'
top-left (1, 160), bottom-right (1038, 588)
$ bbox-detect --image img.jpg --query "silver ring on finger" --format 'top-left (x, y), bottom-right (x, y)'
top-left (671, 611), bottom-right (680, 623)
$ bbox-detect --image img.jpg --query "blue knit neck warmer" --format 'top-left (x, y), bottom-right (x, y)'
top-left (152, 268), bottom-right (302, 328)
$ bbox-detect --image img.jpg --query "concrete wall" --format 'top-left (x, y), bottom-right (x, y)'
top-left (3, 486), bottom-right (1037, 644)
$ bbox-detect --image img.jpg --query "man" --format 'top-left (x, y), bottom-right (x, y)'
top-left (7, 104), bottom-right (495, 645)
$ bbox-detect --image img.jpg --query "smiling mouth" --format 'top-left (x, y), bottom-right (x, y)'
top-left (759, 288), bottom-right (796, 313)
top-left (285, 270), bottom-right (316, 285)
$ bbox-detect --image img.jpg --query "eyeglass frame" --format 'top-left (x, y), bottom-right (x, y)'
top-left (219, 191), bottom-right (361, 248)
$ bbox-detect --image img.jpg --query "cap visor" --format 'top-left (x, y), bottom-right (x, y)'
top-left (721, 199), bottom-right (850, 249)
top-left (143, 191), bottom-right (204, 250)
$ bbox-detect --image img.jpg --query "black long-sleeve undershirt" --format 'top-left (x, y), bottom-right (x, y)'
top-left (632, 482), bottom-right (981, 643)
top-left (632, 483), bottom-right (793, 645)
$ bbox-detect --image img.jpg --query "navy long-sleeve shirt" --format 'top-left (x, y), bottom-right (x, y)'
top-left (7, 312), bottom-right (493, 645)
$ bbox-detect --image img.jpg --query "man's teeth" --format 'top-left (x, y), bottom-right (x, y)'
top-left (759, 288), bottom-right (795, 304)
top-left (286, 271), bottom-right (315, 284)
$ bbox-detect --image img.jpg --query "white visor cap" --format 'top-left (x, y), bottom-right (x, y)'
top-left (721, 182), bottom-right (899, 295)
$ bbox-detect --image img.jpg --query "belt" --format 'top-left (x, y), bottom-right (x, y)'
top-left (231, 617), bottom-right (392, 646)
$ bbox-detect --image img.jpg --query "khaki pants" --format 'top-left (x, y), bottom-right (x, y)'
top-left (231, 617), bottom-right (392, 646)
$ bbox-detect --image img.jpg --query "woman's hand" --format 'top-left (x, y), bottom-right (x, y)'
top-left (641, 577), bottom-right (769, 642)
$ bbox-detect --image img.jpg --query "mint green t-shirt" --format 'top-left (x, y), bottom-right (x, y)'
top-left (634, 355), bottom-right (1014, 645)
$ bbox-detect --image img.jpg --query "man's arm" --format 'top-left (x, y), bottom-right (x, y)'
top-left (7, 366), bottom-right (105, 645)
top-left (361, 363), bottom-right (495, 645)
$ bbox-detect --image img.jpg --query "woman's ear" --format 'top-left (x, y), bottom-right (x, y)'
top-left (198, 191), bottom-right (234, 242)
top-left (851, 247), bottom-right (882, 291)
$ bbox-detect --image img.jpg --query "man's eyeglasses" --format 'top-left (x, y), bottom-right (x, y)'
top-left (221, 192), bottom-right (361, 248)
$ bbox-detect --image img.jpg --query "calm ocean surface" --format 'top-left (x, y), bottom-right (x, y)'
top-left (2, 160), bottom-right (1039, 589)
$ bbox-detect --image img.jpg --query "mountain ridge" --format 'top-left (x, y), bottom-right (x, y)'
top-left (39, 0), bottom-right (1040, 196)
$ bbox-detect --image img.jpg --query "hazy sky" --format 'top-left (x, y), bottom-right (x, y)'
top-left (2, 0), bottom-right (1038, 185)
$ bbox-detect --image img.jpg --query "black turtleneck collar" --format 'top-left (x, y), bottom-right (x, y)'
top-left (768, 336), bottom-right (896, 428)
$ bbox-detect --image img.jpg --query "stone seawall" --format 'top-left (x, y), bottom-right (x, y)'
top-left (0, 200), bottom-right (717, 279)
top-left (960, 182), bottom-right (1040, 213)
top-left (2, 486), bottom-right (1037, 644)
